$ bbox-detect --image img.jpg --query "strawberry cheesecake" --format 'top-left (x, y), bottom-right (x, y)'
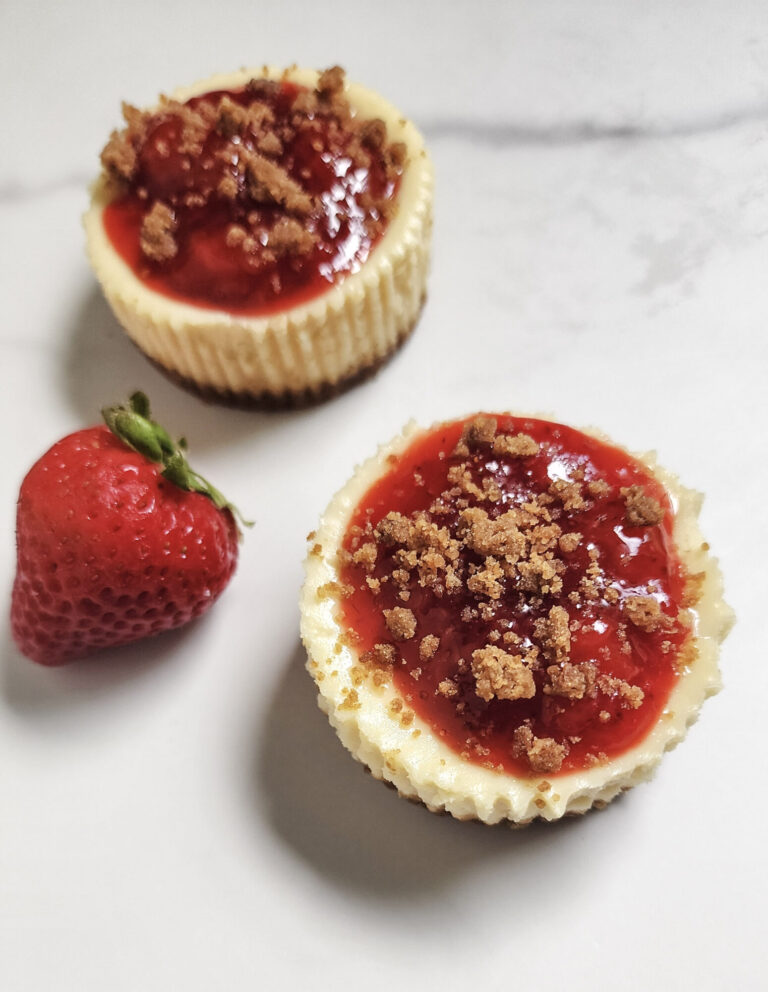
top-left (301, 414), bottom-right (733, 824)
top-left (84, 66), bottom-right (433, 406)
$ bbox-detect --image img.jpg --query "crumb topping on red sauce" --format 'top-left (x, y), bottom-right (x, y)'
top-left (99, 67), bottom-right (405, 315)
top-left (338, 415), bottom-right (698, 777)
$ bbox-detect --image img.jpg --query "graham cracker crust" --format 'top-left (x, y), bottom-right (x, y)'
top-left (143, 296), bottom-right (425, 410)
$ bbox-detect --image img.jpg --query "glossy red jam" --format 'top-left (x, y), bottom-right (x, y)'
top-left (102, 81), bottom-right (400, 316)
top-left (339, 416), bottom-right (693, 777)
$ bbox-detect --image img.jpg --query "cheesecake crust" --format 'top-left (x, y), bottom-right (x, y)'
top-left (141, 293), bottom-right (424, 408)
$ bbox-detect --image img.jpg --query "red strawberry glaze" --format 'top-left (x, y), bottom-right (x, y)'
top-left (12, 426), bottom-right (238, 666)
top-left (339, 416), bottom-right (693, 777)
top-left (102, 82), bottom-right (400, 316)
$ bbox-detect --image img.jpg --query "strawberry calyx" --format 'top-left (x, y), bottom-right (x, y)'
top-left (102, 392), bottom-right (252, 532)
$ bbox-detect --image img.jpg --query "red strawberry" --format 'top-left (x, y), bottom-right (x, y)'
top-left (11, 392), bottom-right (246, 666)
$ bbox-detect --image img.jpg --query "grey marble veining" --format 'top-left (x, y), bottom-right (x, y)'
top-left (421, 101), bottom-right (768, 145)
top-left (2, 100), bottom-right (767, 206)
top-left (1, 4), bottom-right (767, 991)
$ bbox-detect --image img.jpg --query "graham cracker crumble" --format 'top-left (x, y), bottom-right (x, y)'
top-left (384, 607), bottom-right (416, 641)
top-left (140, 202), bottom-right (178, 261)
top-left (361, 643), bottom-right (396, 666)
top-left (452, 415), bottom-right (498, 457)
top-left (512, 726), bottom-right (567, 775)
top-left (559, 531), bottom-right (582, 553)
top-left (597, 675), bottom-right (644, 709)
top-left (623, 595), bottom-right (674, 632)
top-left (352, 542), bottom-right (378, 571)
top-left (545, 661), bottom-right (597, 700)
top-left (682, 571), bottom-right (706, 609)
top-left (493, 432), bottom-right (540, 458)
top-left (621, 485), bottom-right (664, 527)
top-left (339, 688), bottom-right (361, 711)
top-left (419, 634), bottom-right (440, 661)
top-left (587, 479), bottom-right (611, 498)
top-left (471, 645), bottom-right (537, 702)
top-left (101, 66), bottom-right (406, 266)
top-left (534, 605), bottom-right (571, 663)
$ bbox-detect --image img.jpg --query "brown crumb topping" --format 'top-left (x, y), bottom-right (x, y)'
top-left (383, 607), bottom-right (417, 641)
top-left (586, 479), bottom-right (611, 498)
top-left (244, 149), bottom-right (314, 215)
top-left (266, 216), bottom-right (316, 256)
top-left (101, 118), bottom-right (140, 181)
top-left (352, 542), bottom-right (378, 572)
top-left (682, 571), bottom-right (706, 609)
top-left (534, 605), bottom-right (571, 663)
top-left (140, 201), bottom-right (178, 261)
top-left (549, 478), bottom-right (586, 512)
top-left (452, 415), bottom-right (498, 457)
top-left (493, 433), bottom-right (540, 458)
top-left (597, 674), bottom-right (645, 709)
top-left (512, 726), bottom-right (567, 774)
top-left (339, 688), bottom-right (361, 711)
top-left (467, 557), bottom-right (505, 600)
top-left (621, 485), bottom-right (664, 527)
top-left (101, 66), bottom-right (405, 268)
top-left (419, 634), bottom-right (440, 661)
top-left (458, 507), bottom-right (526, 558)
top-left (317, 65), bottom-right (345, 97)
top-left (471, 645), bottom-right (536, 702)
top-left (545, 661), bottom-right (597, 700)
top-left (216, 94), bottom-right (274, 139)
top-left (361, 643), bottom-right (397, 667)
top-left (623, 595), bottom-right (674, 633)
top-left (558, 532), bottom-right (582, 553)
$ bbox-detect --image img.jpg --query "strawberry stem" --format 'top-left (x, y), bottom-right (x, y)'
top-left (102, 393), bottom-right (252, 531)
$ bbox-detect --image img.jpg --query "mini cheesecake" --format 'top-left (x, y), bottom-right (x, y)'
top-left (84, 66), bottom-right (433, 407)
top-left (301, 414), bottom-right (733, 824)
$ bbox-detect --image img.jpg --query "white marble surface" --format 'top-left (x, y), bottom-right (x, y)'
top-left (2, 2), bottom-right (767, 989)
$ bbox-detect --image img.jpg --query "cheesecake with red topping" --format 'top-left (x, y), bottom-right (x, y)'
top-left (301, 415), bottom-right (733, 823)
top-left (84, 66), bottom-right (433, 406)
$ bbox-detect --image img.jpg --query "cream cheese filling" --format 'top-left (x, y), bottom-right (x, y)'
top-left (84, 67), bottom-right (433, 400)
top-left (300, 418), bottom-right (734, 824)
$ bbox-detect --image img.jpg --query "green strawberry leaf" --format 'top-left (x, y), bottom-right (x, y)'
top-left (102, 392), bottom-right (252, 532)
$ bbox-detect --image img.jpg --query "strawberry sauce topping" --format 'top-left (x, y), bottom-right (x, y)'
top-left (99, 67), bottom-right (404, 315)
top-left (339, 415), bottom-right (696, 777)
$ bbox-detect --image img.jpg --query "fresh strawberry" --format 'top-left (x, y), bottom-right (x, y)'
top-left (11, 392), bottom-right (247, 666)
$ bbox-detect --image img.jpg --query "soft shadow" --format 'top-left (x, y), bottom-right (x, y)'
top-left (0, 613), bottom-right (195, 716)
top-left (62, 288), bottom-right (307, 450)
top-left (256, 643), bottom-right (593, 899)
top-left (61, 287), bottom-right (409, 452)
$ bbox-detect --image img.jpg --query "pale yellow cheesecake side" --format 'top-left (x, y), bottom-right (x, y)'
top-left (300, 418), bottom-right (734, 825)
top-left (84, 67), bottom-right (433, 405)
